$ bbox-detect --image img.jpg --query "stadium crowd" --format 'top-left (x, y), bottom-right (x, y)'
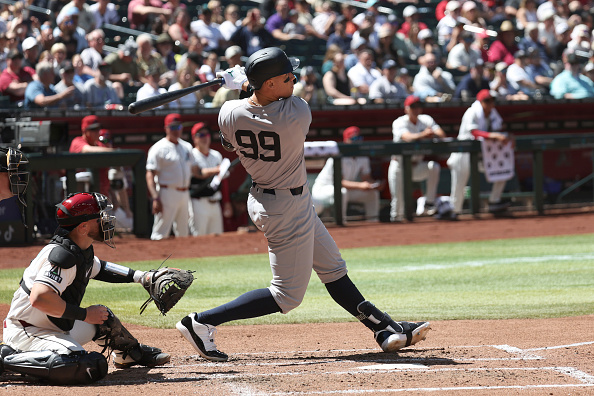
top-left (1, 0), bottom-right (594, 110)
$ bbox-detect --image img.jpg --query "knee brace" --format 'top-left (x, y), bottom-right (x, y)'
top-left (93, 307), bottom-right (142, 362)
top-left (2, 350), bottom-right (107, 385)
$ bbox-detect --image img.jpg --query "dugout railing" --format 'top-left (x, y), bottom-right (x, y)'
top-left (330, 133), bottom-right (594, 225)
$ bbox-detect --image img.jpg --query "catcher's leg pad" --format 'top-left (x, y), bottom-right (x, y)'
top-left (2, 350), bottom-right (107, 384)
top-left (94, 306), bottom-right (142, 362)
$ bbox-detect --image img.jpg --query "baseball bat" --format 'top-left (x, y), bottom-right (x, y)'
top-left (128, 78), bottom-right (224, 115)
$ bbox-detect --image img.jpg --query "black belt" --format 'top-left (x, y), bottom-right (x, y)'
top-left (252, 182), bottom-right (304, 196)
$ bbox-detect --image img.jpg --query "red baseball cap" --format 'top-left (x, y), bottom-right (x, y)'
top-left (342, 126), bottom-right (360, 142)
top-left (476, 89), bottom-right (494, 102)
top-left (164, 113), bottom-right (182, 127)
top-left (191, 122), bottom-right (208, 138)
top-left (81, 115), bottom-right (101, 131)
top-left (404, 95), bottom-right (421, 107)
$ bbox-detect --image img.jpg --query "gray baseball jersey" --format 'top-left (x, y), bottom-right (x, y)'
top-left (218, 96), bottom-right (347, 314)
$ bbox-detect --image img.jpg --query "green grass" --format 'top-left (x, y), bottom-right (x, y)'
top-left (1, 234), bottom-right (593, 328)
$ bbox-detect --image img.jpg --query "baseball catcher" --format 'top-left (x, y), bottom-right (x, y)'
top-left (0, 192), bottom-right (189, 385)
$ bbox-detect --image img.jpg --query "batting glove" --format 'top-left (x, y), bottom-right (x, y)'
top-left (216, 65), bottom-right (247, 91)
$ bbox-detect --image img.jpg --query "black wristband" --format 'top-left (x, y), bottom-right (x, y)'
top-left (62, 303), bottom-right (87, 321)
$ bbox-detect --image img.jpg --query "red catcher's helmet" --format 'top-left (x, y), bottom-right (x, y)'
top-left (56, 192), bottom-right (116, 248)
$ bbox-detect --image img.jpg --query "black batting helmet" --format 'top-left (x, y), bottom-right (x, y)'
top-left (245, 47), bottom-right (300, 90)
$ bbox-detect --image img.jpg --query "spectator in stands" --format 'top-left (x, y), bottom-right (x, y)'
top-left (323, 51), bottom-right (363, 105)
top-left (506, 49), bottom-right (539, 96)
top-left (321, 43), bottom-right (342, 74)
top-left (550, 22), bottom-right (570, 63)
top-left (283, 9), bottom-right (307, 38)
top-left (376, 24), bottom-right (404, 67)
top-left (584, 62), bottom-right (594, 84)
top-left (191, 6), bottom-right (226, 52)
top-left (526, 47), bottom-right (553, 95)
top-left (293, 65), bottom-right (326, 106)
top-left (104, 39), bottom-right (140, 88)
top-left (0, 34), bottom-right (8, 71)
top-left (345, 36), bottom-right (368, 71)
top-left (83, 61), bottom-right (121, 108)
top-left (175, 35), bottom-right (204, 72)
top-left (519, 22), bottom-right (549, 63)
top-left (54, 60), bottom-right (85, 109)
top-left (535, 0), bottom-right (556, 23)
top-left (487, 20), bottom-right (518, 65)
top-left (294, 0), bottom-right (314, 27)
top-left (437, 0), bottom-right (462, 47)
top-left (397, 67), bottom-right (414, 94)
top-left (0, 49), bottom-right (35, 104)
top-left (135, 33), bottom-right (169, 87)
top-left (454, 58), bottom-right (490, 100)
top-left (24, 61), bottom-right (73, 109)
top-left (208, 0), bottom-right (225, 25)
top-left (515, 0), bottom-right (538, 31)
top-left (89, 0), bottom-right (120, 29)
top-left (460, 1), bottom-right (487, 29)
top-left (489, 61), bottom-right (530, 100)
top-left (155, 33), bottom-right (176, 71)
top-left (567, 24), bottom-right (591, 52)
top-left (37, 23), bottom-right (55, 53)
top-left (162, 0), bottom-right (186, 12)
top-left (197, 51), bottom-right (220, 100)
top-left (50, 43), bottom-right (68, 83)
top-left (211, 46), bottom-right (243, 108)
top-left (219, 4), bottom-right (241, 42)
top-left (136, 66), bottom-right (167, 106)
top-left (53, 6), bottom-right (88, 58)
top-left (168, 64), bottom-right (204, 109)
top-left (352, 13), bottom-right (379, 53)
top-left (550, 48), bottom-right (594, 99)
top-left (21, 37), bottom-right (39, 70)
top-left (388, 95), bottom-right (446, 222)
top-left (474, 29), bottom-right (491, 63)
top-left (230, 8), bottom-right (275, 57)
top-left (168, 8), bottom-right (191, 50)
top-left (412, 52), bottom-right (456, 102)
top-left (312, 126), bottom-right (382, 222)
top-left (265, 0), bottom-right (304, 41)
top-left (310, 1), bottom-right (336, 39)
top-left (369, 59), bottom-right (408, 103)
top-left (80, 29), bottom-right (105, 75)
top-left (538, 9), bottom-right (557, 60)
top-left (128, 0), bottom-right (171, 31)
top-left (57, 0), bottom-right (96, 33)
top-left (447, 89), bottom-right (512, 215)
top-left (69, 115), bottom-right (114, 196)
top-left (72, 53), bottom-right (94, 84)
top-left (398, 6), bottom-right (428, 37)
top-left (447, 31), bottom-right (482, 72)
top-left (416, 29), bottom-right (444, 65)
top-left (347, 48), bottom-right (382, 100)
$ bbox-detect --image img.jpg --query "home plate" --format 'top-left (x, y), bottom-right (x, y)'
top-left (357, 363), bottom-right (428, 370)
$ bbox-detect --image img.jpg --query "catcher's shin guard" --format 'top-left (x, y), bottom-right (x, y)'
top-left (2, 350), bottom-right (107, 384)
top-left (94, 307), bottom-right (170, 368)
top-left (356, 301), bottom-right (430, 352)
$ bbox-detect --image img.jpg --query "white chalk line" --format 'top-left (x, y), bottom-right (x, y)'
top-left (357, 252), bottom-right (594, 273)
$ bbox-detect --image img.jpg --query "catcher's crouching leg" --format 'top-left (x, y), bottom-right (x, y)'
top-left (1, 350), bottom-right (107, 384)
top-left (93, 306), bottom-right (170, 369)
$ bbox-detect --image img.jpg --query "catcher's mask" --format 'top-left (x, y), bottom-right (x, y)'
top-left (56, 192), bottom-right (116, 248)
top-left (0, 147), bottom-right (29, 206)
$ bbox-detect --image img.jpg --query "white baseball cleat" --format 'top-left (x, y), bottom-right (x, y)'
top-left (176, 314), bottom-right (228, 362)
top-left (376, 321), bottom-right (431, 352)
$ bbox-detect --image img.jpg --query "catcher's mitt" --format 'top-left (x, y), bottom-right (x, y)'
top-left (140, 268), bottom-right (194, 315)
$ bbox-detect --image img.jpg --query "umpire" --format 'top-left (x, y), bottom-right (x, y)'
top-left (1, 192), bottom-right (170, 384)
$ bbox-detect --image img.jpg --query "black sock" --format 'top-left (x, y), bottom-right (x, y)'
top-left (195, 288), bottom-right (281, 326)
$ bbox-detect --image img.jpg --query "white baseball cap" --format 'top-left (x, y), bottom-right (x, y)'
top-left (403, 5), bottom-right (418, 18)
top-left (555, 22), bottom-right (569, 35)
top-left (22, 37), bottom-right (37, 51)
top-left (417, 29), bottom-right (433, 41)
top-left (225, 45), bottom-right (242, 59)
top-left (446, 1), bottom-right (461, 12)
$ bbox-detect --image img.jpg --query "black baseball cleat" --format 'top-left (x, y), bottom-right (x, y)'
top-left (112, 344), bottom-right (170, 369)
top-left (176, 314), bottom-right (228, 362)
top-left (0, 341), bottom-right (17, 374)
top-left (375, 321), bottom-right (431, 352)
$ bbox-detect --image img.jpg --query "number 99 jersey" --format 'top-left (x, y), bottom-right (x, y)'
top-left (218, 96), bottom-right (312, 190)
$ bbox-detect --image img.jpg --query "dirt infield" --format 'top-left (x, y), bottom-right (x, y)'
top-left (1, 211), bottom-right (594, 395)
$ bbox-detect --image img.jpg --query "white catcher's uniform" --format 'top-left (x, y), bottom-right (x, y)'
top-left (311, 157), bottom-right (380, 221)
top-left (3, 245), bottom-right (102, 354)
top-left (189, 148), bottom-right (224, 236)
top-left (218, 96), bottom-right (347, 313)
top-left (447, 100), bottom-right (506, 213)
top-left (388, 114), bottom-right (441, 221)
top-left (146, 137), bottom-right (198, 240)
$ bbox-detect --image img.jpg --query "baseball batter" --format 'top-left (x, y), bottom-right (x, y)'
top-left (447, 89), bottom-right (511, 214)
top-left (177, 47), bottom-right (430, 362)
top-left (388, 95), bottom-right (445, 222)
